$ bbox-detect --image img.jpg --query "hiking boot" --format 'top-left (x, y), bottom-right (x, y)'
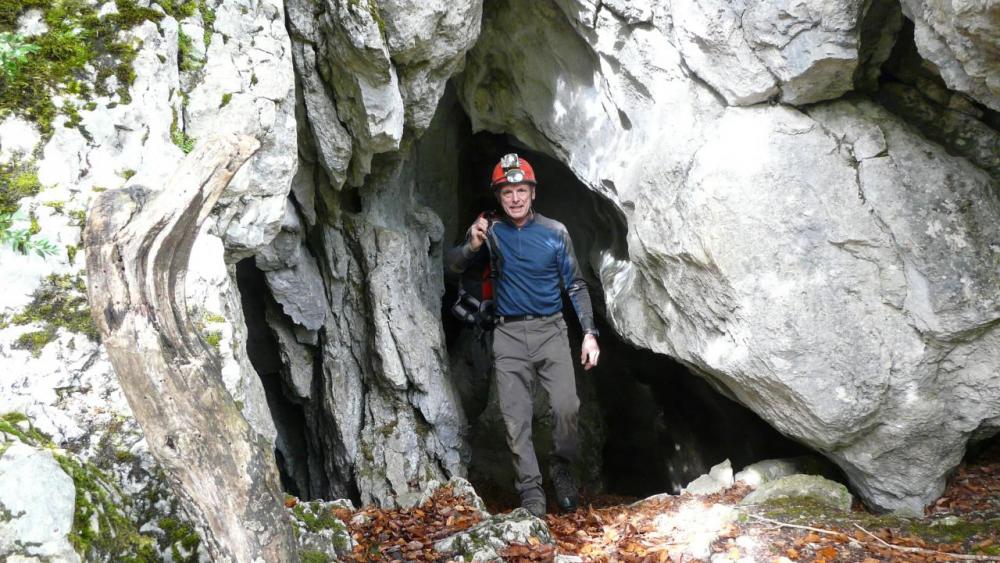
top-left (549, 462), bottom-right (579, 513)
top-left (520, 499), bottom-right (546, 518)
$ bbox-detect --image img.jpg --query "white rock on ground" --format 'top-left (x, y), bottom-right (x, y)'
top-left (0, 443), bottom-right (79, 563)
top-left (683, 459), bottom-right (735, 496)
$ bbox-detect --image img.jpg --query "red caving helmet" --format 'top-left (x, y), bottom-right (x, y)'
top-left (491, 153), bottom-right (537, 188)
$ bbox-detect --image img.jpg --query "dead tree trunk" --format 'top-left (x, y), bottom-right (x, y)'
top-left (84, 135), bottom-right (298, 562)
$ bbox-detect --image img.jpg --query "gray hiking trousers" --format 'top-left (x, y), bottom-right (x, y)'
top-left (492, 312), bottom-right (580, 503)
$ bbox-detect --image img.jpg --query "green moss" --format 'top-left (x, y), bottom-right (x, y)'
top-left (177, 30), bottom-right (202, 72)
top-left (56, 453), bottom-right (160, 560)
top-left (203, 329), bottom-right (222, 349)
top-left (120, 169), bottom-right (136, 180)
top-left (159, 516), bottom-right (201, 561)
top-left (9, 273), bottom-right (99, 356)
top-left (368, 0), bottom-right (386, 36)
top-left (219, 92), bottom-right (232, 108)
top-left (43, 200), bottom-right (65, 214)
top-left (1, 412), bottom-right (27, 424)
top-left (0, 413), bottom-right (53, 449)
top-left (301, 551), bottom-right (330, 563)
top-left (293, 502), bottom-right (347, 534)
top-left (68, 208), bottom-right (86, 227)
top-left (66, 243), bottom-right (78, 264)
top-left (170, 108), bottom-right (196, 153)
top-left (158, 0), bottom-right (198, 19)
top-left (0, 0), bottom-right (163, 136)
top-left (13, 328), bottom-right (56, 356)
top-left (199, 1), bottom-right (215, 47)
top-left (0, 159), bottom-right (43, 215)
top-left (204, 313), bottom-right (226, 323)
top-left (757, 497), bottom-right (1000, 548)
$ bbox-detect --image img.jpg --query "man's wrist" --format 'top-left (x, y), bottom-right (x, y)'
top-left (583, 331), bottom-right (598, 339)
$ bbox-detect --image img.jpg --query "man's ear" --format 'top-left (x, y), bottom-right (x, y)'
top-left (531, 186), bottom-right (537, 201)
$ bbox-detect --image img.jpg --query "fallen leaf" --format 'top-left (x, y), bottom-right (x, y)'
top-left (817, 546), bottom-right (837, 559)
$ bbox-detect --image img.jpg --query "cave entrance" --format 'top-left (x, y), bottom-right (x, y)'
top-left (430, 98), bottom-right (809, 507)
top-left (234, 257), bottom-right (324, 500)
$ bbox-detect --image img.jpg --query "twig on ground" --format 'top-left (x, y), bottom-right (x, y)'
top-left (853, 524), bottom-right (1000, 562)
top-left (741, 512), bottom-right (847, 538)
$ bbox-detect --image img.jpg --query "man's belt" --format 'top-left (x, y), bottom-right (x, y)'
top-left (498, 313), bottom-right (559, 324)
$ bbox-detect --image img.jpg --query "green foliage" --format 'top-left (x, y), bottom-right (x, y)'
top-left (8, 272), bottom-right (98, 355)
top-left (0, 211), bottom-right (58, 257)
top-left (0, 31), bottom-right (39, 80)
top-left (219, 92), bottom-right (231, 108)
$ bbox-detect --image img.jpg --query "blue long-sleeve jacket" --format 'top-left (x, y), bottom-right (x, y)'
top-left (446, 212), bottom-right (599, 336)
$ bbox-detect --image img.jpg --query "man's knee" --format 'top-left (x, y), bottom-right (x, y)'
top-left (550, 393), bottom-right (580, 421)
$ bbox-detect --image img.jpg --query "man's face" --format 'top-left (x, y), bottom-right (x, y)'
top-left (497, 183), bottom-right (535, 222)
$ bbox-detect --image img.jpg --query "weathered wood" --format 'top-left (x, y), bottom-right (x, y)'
top-left (84, 135), bottom-right (298, 562)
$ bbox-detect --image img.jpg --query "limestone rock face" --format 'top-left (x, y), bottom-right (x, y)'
top-left (458, 0), bottom-right (1000, 513)
top-left (668, 0), bottom-right (887, 106)
top-left (185, 0), bottom-right (299, 259)
top-left (286, 0), bottom-right (482, 185)
top-left (0, 443), bottom-right (78, 562)
top-left (899, 0), bottom-right (1000, 111)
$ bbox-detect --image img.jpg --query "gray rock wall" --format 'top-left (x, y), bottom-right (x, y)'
top-left (456, 0), bottom-right (1000, 513)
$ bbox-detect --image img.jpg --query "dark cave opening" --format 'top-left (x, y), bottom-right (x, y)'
top-left (234, 257), bottom-right (318, 499)
top-left (432, 108), bottom-right (811, 505)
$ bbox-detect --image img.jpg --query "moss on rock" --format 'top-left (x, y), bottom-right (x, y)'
top-left (8, 272), bottom-right (98, 356)
top-left (0, 0), bottom-right (164, 135)
top-left (0, 158), bottom-right (43, 215)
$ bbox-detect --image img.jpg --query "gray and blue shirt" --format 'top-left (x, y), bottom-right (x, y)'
top-left (446, 212), bottom-right (598, 336)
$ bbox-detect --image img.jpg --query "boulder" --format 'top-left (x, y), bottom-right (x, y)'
top-left (740, 474), bottom-right (853, 512)
top-left (286, 499), bottom-right (354, 560)
top-left (0, 443), bottom-right (78, 562)
top-left (434, 508), bottom-right (553, 561)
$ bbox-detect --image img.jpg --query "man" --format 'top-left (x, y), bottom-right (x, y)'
top-left (446, 153), bottom-right (601, 517)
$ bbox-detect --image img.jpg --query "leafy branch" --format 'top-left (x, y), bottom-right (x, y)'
top-left (0, 212), bottom-right (59, 258)
top-left (0, 32), bottom-right (39, 82)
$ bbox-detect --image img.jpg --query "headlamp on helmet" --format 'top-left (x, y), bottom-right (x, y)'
top-left (491, 153), bottom-right (537, 188)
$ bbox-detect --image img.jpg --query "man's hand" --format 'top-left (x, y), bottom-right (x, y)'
top-left (580, 334), bottom-right (600, 370)
top-left (468, 216), bottom-right (489, 251)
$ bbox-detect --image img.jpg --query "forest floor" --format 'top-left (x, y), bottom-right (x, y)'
top-left (343, 441), bottom-right (1000, 562)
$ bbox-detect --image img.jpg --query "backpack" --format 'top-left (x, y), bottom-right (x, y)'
top-left (450, 211), bottom-right (499, 334)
